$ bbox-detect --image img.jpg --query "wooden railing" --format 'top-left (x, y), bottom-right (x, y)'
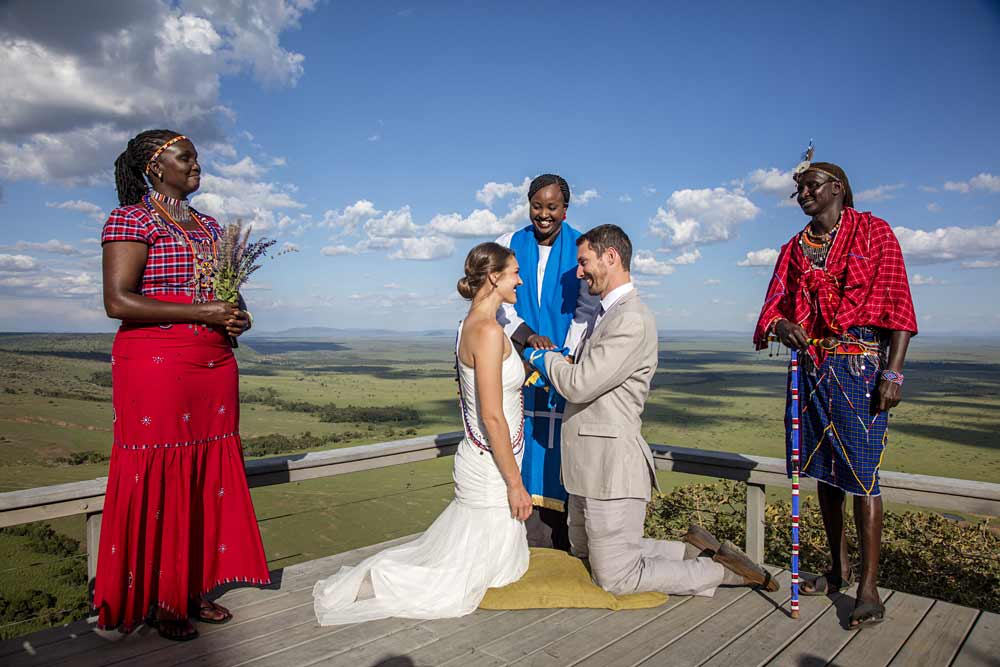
top-left (1, 432), bottom-right (998, 581)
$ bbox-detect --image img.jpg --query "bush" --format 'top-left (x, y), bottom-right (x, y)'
top-left (89, 370), bottom-right (113, 387)
top-left (52, 451), bottom-right (110, 466)
top-left (0, 523), bottom-right (81, 559)
top-left (644, 481), bottom-right (1000, 613)
top-left (240, 386), bottom-right (421, 424)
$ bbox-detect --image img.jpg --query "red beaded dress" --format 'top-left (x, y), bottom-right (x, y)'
top-left (93, 193), bottom-right (270, 631)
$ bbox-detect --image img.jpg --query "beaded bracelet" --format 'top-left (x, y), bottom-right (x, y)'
top-left (881, 370), bottom-right (904, 385)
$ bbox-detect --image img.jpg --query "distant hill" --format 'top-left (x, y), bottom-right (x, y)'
top-left (246, 326), bottom-right (453, 339)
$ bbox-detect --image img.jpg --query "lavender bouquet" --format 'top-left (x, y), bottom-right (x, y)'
top-left (212, 221), bottom-right (293, 344)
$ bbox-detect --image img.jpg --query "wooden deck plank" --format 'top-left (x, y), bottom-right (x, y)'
top-left (635, 570), bottom-right (791, 666)
top-left (576, 584), bottom-right (755, 667)
top-left (952, 611), bottom-right (1000, 667)
top-left (0, 534), bottom-right (419, 667)
top-left (186, 616), bottom-right (419, 667)
top-left (765, 587), bottom-right (892, 667)
top-left (887, 601), bottom-right (979, 667)
top-left (114, 602), bottom-right (316, 667)
top-left (704, 583), bottom-right (895, 666)
top-left (828, 591), bottom-right (933, 666)
top-left (505, 601), bottom-right (687, 667)
top-left (365, 608), bottom-right (563, 667)
top-left (242, 608), bottom-right (511, 667)
top-left (477, 607), bottom-right (613, 663)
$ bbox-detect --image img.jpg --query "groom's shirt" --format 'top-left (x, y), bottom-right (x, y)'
top-left (494, 229), bottom-right (600, 353)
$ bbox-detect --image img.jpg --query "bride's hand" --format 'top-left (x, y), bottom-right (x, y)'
top-left (507, 483), bottom-right (533, 522)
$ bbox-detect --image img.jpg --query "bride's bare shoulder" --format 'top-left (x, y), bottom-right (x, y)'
top-left (461, 316), bottom-right (504, 355)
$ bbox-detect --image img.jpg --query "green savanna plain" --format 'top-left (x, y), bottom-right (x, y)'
top-left (0, 331), bottom-right (997, 637)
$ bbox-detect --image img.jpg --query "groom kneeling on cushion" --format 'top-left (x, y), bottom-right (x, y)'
top-left (525, 224), bottom-right (777, 596)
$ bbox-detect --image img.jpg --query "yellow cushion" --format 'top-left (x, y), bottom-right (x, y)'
top-left (479, 547), bottom-right (669, 611)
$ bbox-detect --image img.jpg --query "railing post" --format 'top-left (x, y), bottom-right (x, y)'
top-left (86, 511), bottom-right (103, 584)
top-left (745, 483), bottom-right (765, 564)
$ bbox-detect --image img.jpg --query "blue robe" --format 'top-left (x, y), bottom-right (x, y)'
top-left (509, 223), bottom-right (582, 511)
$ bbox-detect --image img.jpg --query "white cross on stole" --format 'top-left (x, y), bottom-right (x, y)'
top-left (523, 407), bottom-right (563, 448)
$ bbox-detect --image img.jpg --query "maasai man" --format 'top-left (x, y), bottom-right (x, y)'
top-left (495, 174), bottom-right (601, 549)
top-left (753, 159), bottom-right (917, 629)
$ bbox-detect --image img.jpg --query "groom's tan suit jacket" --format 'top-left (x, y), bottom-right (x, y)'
top-left (544, 287), bottom-right (659, 501)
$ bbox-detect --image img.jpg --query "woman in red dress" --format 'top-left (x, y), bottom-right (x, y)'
top-left (94, 130), bottom-right (270, 640)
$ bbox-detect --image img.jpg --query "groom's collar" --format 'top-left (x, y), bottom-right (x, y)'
top-left (600, 281), bottom-right (634, 314)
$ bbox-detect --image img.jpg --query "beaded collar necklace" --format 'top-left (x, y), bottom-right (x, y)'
top-left (799, 212), bottom-right (842, 270)
top-left (142, 191), bottom-right (217, 302)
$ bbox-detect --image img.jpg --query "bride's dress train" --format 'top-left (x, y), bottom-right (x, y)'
top-left (313, 322), bottom-right (528, 625)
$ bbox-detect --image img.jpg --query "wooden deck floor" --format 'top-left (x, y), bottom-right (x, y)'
top-left (2, 536), bottom-right (996, 667)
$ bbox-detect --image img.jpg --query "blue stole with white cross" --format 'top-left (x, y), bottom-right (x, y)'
top-left (509, 223), bottom-right (581, 511)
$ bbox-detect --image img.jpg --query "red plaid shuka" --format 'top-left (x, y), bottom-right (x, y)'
top-left (753, 207), bottom-right (918, 350)
top-left (101, 204), bottom-right (220, 297)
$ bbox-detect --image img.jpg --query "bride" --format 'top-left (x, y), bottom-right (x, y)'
top-left (313, 242), bottom-right (533, 625)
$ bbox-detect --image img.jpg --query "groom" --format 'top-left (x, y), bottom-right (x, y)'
top-left (525, 225), bottom-right (776, 596)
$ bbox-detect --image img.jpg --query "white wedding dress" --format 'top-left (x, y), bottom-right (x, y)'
top-left (313, 321), bottom-right (529, 625)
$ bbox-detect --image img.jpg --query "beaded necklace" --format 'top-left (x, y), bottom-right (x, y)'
top-left (799, 217), bottom-right (841, 270)
top-left (142, 192), bottom-right (217, 303)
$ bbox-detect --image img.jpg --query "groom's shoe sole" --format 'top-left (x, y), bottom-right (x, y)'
top-left (712, 540), bottom-right (780, 592)
top-left (682, 524), bottom-right (722, 555)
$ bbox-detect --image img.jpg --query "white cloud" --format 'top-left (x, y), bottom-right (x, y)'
top-left (280, 241), bottom-right (299, 252)
top-left (320, 244), bottom-right (360, 256)
top-left (961, 259), bottom-right (1000, 269)
top-left (633, 278), bottom-right (660, 287)
top-left (0, 254), bottom-right (38, 271)
top-left (927, 202), bottom-right (942, 213)
top-left (46, 199), bottom-right (104, 221)
top-left (910, 274), bottom-right (941, 286)
top-left (476, 178), bottom-right (530, 207)
top-left (738, 248), bottom-right (780, 267)
top-left (650, 187), bottom-right (760, 248)
top-left (0, 0), bottom-right (316, 185)
top-left (920, 185), bottom-right (939, 193)
top-left (943, 173), bottom-right (1000, 194)
top-left (619, 194), bottom-right (632, 203)
top-left (383, 282), bottom-right (402, 289)
top-left (322, 200), bottom-right (381, 238)
top-left (642, 185), bottom-right (657, 197)
top-left (191, 171), bottom-right (305, 231)
top-left (894, 219), bottom-right (1000, 264)
top-left (633, 251), bottom-right (676, 276)
top-left (9, 239), bottom-right (83, 256)
top-left (214, 156), bottom-right (266, 179)
top-left (575, 189), bottom-right (599, 205)
top-left (427, 209), bottom-right (514, 238)
top-left (855, 183), bottom-right (904, 203)
top-left (389, 236), bottom-right (454, 261)
top-left (704, 278), bottom-right (721, 286)
top-left (364, 206), bottom-right (420, 240)
top-left (746, 167), bottom-right (794, 196)
top-left (665, 248), bottom-right (701, 265)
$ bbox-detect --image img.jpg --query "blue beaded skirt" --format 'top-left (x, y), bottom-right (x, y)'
top-left (785, 326), bottom-right (890, 496)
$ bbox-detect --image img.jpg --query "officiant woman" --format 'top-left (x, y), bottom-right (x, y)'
top-left (93, 129), bottom-right (269, 641)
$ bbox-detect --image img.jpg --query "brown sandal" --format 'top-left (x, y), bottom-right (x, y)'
top-left (191, 599), bottom-right (233, 625)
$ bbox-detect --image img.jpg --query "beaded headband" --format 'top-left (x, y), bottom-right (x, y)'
top-left (794, 166), bottom-right (841, 184)
top-left (144, 135), bottom-right (187, 175)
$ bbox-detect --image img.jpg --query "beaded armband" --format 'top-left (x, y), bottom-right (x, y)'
top-left (881, 370), bottom-right (904, 385)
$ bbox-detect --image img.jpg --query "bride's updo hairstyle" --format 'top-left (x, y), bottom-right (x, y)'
top-left (457, 242), bottom-right (514, 300)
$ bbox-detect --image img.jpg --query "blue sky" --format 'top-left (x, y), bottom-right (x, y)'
top-left (1, 0), bottom-right (999, 333)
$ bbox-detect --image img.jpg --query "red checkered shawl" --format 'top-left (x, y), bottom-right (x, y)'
top-left (753, 207), bottom-right (918, 350)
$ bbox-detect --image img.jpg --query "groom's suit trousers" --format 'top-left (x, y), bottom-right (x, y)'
top-left (567, 495), bottom-right (725, 596)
